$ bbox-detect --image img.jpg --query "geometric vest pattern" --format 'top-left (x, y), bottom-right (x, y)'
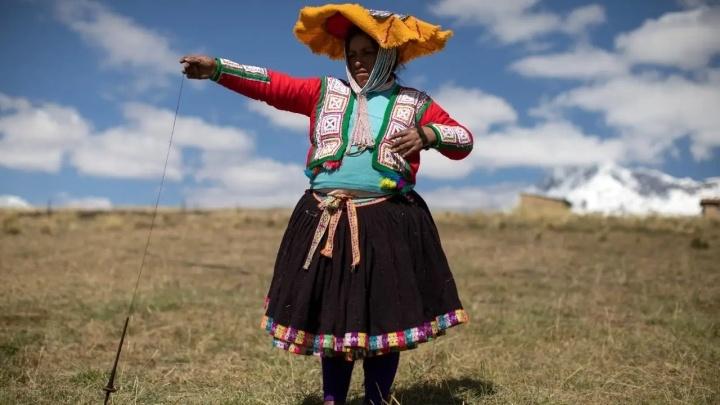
top-left (307, 77), bottom-right (430, 183)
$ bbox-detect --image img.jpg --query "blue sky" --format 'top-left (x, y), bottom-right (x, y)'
top-left (0, 0), bottom-right (718, 209)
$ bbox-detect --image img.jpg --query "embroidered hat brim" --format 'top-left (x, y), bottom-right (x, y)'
top-left (294, 3), bottom-right (453, 64)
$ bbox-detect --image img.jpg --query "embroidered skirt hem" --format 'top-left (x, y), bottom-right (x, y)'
top-left (262, 189), bottom-right (467, 359)
top-left (262, 309), bottom-right (467, 360)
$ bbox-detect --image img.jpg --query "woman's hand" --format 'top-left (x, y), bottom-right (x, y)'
top-left (179, 55), bottom-right (216, 79)
top-left (390, 126), bottom-right (437, 158)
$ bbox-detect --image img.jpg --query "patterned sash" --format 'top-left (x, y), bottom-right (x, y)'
top-left (303, 191), bottom-right (390, 271)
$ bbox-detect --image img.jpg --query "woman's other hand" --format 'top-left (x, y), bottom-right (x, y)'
top-left (180, 55), bottom-right (216, 79)
top-left (390, 126), bottom-right (437, 158)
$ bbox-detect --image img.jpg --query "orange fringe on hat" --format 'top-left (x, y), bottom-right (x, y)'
top-left (294, 3), bottom-right (453, 64)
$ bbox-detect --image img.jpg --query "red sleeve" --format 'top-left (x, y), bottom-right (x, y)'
top-left (212, 58), bottom-right (321, 117)
top-left (418, 100), bottom-right (474, 160)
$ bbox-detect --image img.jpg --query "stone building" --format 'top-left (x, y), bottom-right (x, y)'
top-left (700, 198), bottom-right (720, 219)
top-left (516, 193), bottom-right (572, 216)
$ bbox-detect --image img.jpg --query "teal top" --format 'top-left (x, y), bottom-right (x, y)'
top-left (311, 85), bottom-right (398, 194)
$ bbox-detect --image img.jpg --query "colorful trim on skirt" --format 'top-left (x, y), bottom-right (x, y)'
top-left (261, 309), bottom-right (468, 360)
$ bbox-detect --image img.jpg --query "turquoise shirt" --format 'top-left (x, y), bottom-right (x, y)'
top-left (311, 85), bottom-right (396, 193)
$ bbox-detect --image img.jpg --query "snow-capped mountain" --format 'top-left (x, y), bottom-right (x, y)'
top-left (527, 162), bottom-right (720, 216)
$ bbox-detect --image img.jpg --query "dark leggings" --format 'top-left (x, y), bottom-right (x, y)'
top-left (321, 352), bottom-right (400, 404)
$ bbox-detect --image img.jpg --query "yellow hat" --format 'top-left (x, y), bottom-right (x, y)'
top-left (294, 3), bottom-right (453, 64)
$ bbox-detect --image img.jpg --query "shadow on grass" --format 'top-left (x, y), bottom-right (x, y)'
top-left (300, 377), bottom-right (496, 404)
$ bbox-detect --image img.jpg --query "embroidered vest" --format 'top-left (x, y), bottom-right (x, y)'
top-left (307, 77), bottom-right (429, 186)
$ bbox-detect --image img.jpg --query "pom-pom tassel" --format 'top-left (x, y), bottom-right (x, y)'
top-left (304, 167), bottom-right (322, 179)
top-left (379, 177), bottom-right (398, 190)
top-left (323, 160), bottom-right (342, 170)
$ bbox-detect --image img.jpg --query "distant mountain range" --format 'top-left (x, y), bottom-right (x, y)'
top-left (2, 163), bottom-right (719, 215)
top-left (527, 162), bottom-right (720, 216)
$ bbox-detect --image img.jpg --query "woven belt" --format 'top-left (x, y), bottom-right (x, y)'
top-left (303, 191), bottom-right (390, 271)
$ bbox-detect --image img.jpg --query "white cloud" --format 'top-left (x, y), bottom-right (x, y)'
top-left (0, 94), bottom-right (31, 111)
top-left (0, 93), bottom-right (90, 172)
top-left (421, 84), bottom-right (627, 177)
top-left (505, 4), bottom-right (720, 167)
top-left (0, 90), bottom-right (309, 208)
top-left (431, 0), bottom-right (605, 44)
top-left (420, 84), bottom-right (517, 179)
top-left (55, 0), bottom-right (180, 88)
top-left (71, 103), bottom-right (254, 180)
top-left (676, 0), bottom-right (715, 8)
top-left (615, 6), bottom-right (720, 70)
top-left (420, 183), bottom-right (528, 211)
top-left (188, 157), bottom-right (308, 208)
top-left (432, 0), bottom-right (558, 44)
top-left (420, 149), bottom-right (476, 179)
top-left (510, 47), bottom-right (628, 80)
top-left (0, 195), bottom-right (32, 209)
top-left (472, 121), bottom-right (626, 168)
top-left (545, 72), bottom-right (720, 161)
top-left (122, 103), bottom-right (254, 152)
top-left (75, 102), bottom-right (311, 207)
top-left (510, 6), bottom-right (720, 79)
top-left (71, 124), bottom-right (184, 180)
top-left (421, 119), bottom-right (627, 179)
top-left (564, 4), bottom-right (606, 35)
top-left (54, 193), bottom-right (113, 210)
top-left (0, 93), bottom-right (254, 181)
top-left (246, 100), bottom-right (309, 133)
top-left (431, 84), bottom-right (517, 133)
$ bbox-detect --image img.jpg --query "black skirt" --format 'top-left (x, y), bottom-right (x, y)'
top-left (261, 190), bottom-right (467, 360)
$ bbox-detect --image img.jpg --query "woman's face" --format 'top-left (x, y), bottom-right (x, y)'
top-left (346, 33), bottom-right (378, 87)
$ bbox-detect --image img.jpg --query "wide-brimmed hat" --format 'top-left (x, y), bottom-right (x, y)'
top-left (294, 3), bottom-right (453, 64)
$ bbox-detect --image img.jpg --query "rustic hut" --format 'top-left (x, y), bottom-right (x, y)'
top-left (700, 198), bottom-right (720, 219)
top-left (516, 193), bottom-right (572, 216)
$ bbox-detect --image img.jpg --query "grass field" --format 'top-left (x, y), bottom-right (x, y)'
top-left (1, 208), bottom-right (718, 404)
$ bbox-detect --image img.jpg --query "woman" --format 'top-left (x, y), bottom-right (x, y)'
top-left (181, 4), bottom-right (473, 404)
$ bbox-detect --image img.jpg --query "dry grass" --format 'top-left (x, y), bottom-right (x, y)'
top-left (0, 208), bottom-right (718, 404)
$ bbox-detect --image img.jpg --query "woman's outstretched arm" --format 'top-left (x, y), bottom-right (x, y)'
top-left (180, 55), bottom-right (321, 117)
